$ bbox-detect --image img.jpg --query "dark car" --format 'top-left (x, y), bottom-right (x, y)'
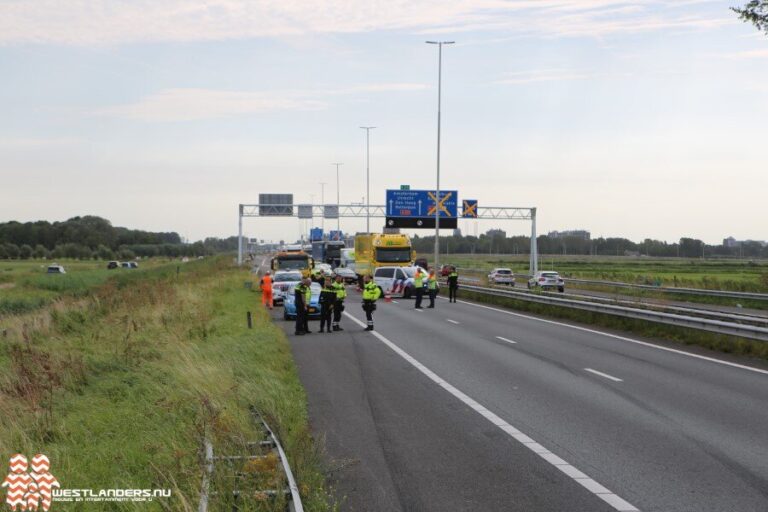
top-left (107, 261), bottom-right (119, 269)
top-left (440, 264), bottom-right (453, 277)
top-left (415, 257), bottom-right (428, 270)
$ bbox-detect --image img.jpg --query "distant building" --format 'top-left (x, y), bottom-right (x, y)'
top-left (723, 236), bottom-right (767, 247)
top-left (548, 229), bottom-right (591, 240)
top-left (485, 229), bottom-right (506, 238)
top-left (452, 228), bottom-right (462, 237)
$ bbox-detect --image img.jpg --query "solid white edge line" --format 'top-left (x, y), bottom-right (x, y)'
top-left (446, 319), bottom-right (460, 324)
top-left (584, 368), bottom-right (624, 383)
top-left (452, 299), bottom-right (768, 376)
top-left (343, 311), bottom-right (640, 512)
top-left (495, 336), bottom-right (518, 344)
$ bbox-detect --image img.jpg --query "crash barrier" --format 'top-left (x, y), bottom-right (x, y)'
top-left (456, 283), bottom-right (768, 342)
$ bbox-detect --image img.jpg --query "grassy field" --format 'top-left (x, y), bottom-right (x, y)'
top-left (0, 257), bottom-right (333, 511)
top-left (0, 259), bottom-right (175, 316)
top-left (443, 254), bottom-right (768, 293)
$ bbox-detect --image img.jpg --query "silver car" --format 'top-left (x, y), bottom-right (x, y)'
top-left (488, 268), bottom-right (515, 286)
top-left (528, 271), bottom-right (565, 292)
top-left (271, 270), bottom-right (303, 305)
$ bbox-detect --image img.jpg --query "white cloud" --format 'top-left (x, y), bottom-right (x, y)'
top-left (0, 0), bottom-right (731, 46)
top-left (493, 68), bottom-right (593, 85)
top-left (712, 49), bottom-right (768, 59)
top-left (94, 83), bottom-right (430, 122)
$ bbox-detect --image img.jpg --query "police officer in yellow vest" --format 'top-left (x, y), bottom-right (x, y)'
top-left (332, 274), bottom-right (347, 331)
top-left (414, 268), bottom-right (425, 309)
top-left (362, 275), bottom-right (382, 331)
top-left (427, 269), bottom-right (438, 308)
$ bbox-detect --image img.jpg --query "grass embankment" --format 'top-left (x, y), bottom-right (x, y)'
top-left (0, 260), bottom-right (171, 316)
top-left (456, 288), bottom-right (768, 362)
top-left (0, 257), bottom-right (332, 511)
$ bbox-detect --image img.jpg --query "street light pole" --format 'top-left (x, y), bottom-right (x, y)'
top-left (360, 126), bottom-right (376, 233)
top-left (319, 182), bottom-right (326, 232)
top-left (331, 163), bottom-right (343, 232)
top-left (426, 40), bottom-right (454, 269)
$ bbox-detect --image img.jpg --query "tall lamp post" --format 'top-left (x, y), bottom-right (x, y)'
top-left (319, 182), bottom-right (326, 232)
top-left (360, 126), bottom-right (375, 233)
top-left (331, 163), bottom-right (343, 232)
top-left (426, 40), bottom-right (454, 268)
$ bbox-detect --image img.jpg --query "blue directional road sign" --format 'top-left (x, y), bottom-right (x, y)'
top-left (385, 189), bottom-right (458, 229)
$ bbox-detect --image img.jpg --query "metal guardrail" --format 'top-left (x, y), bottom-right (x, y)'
top-left (457, 283), bottom-right (768, 342)
top-left (452, 268), bottom-right (768, 301)
top-left (564, 278), bottom-right (768, 301)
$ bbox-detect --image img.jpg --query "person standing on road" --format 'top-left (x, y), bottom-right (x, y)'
top-left (332, 274), bottom-right (347, 331)
top-left (447, 266), bottom-right (459, 303)
top-left (427, 269), bottom-right (438, 308)
top-left (362, 275), bottom-right (382, 331)
top-left (294, 279), bottom-right (310, 335)
top-left (414, 268), bottom-right (425, 309)
top-left (319, 277), bottom-right (337, 333)
top-left (259, 271), bottom-right (274, 310)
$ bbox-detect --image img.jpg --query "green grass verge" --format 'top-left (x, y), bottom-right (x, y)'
top-left (456, 288), bottom-right (768, 362)
top-left (0, 257), bottom-right (333, 511)
top-left (0, 259), bottom-right (178, 317)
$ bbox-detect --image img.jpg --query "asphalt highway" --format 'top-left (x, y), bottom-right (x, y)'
top-left (277, 289), bottom-right (768, 511)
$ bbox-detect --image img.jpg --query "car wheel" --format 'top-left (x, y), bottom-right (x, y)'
top-left (404, 286), bottom-right (412, 299)
top-left (558, 287), bottom-right (565, 293)
top-left (527, 282), bottom-right (532, 290)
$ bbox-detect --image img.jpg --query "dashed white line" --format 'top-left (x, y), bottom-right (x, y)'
top-left (391, 300), bottom-right (399, 304)
top-left (584, 368), bottom-right (624, 382)
top-left (446, 319), bottom-right (460, 325)
top-left (343, 311), bottom-right (640, 512)
top-left (495, 336), bottom-right (518, 345)
top-left (454, 299), bottom-right (768, 376)
top-left (414, 308), bottom-right (424, 313)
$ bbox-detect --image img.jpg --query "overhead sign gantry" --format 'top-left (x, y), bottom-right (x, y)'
top-left (238, 197), bottom-right (538, 273)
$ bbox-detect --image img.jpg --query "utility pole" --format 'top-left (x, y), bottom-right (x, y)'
top-left (426, 40), bottom-right (454, 268)
top-left (319, 182), bottom-right (326, 232)
top-left (331, 163), bottom-right (343, 232)
top-left (360, 127), bottom-right (376, 233)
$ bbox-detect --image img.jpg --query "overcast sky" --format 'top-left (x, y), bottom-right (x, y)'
top-left (1, 0), bottom-right (766, 244)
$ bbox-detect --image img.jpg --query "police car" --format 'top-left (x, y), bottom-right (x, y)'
top-left (373, 265), bottom-right (429, 298)
top-left (283, 282), bottom-right (322, 320)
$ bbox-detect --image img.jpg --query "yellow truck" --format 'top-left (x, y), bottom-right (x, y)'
top-left (271, 251), bottom-right (314, 278)
top-left (354, 233), bottom-right (415, 277)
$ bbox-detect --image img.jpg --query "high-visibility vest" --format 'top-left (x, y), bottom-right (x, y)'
top-left (363, 282), bottom-right (381, 301)
top-left (428, 275), bottom-right (437, 290)
top-left (332, 282), bottom-right (347, 300)
top-left (260, 275), bottom-right (272, 291)
top-left (414, 272), bottom-right (424, 287)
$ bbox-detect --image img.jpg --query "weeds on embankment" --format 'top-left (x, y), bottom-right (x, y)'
top-left (456, 289), bottom-right (768, 362)
top-left (0, 257), bottom-right (334, 511)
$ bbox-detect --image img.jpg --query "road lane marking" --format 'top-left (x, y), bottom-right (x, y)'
top-left (585, 368), bottom-right (624, 382)
top-left (391, 300), bottom-right (399, 304)
top-left (414, 308), bottom-right (423, 313)
top-left (454, 299), bottom-right (768, 376)
top-left (446, 319), bottom-right (460, 324)
top-left (343, 311), bottom-right (640, 512)
top-left (495, 336), bottom-right (518, 345)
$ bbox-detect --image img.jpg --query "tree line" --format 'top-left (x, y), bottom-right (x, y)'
top-left (410, 233), bottom-right (768, 259)
top-left (0, 216), bottom-right (238, 260)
